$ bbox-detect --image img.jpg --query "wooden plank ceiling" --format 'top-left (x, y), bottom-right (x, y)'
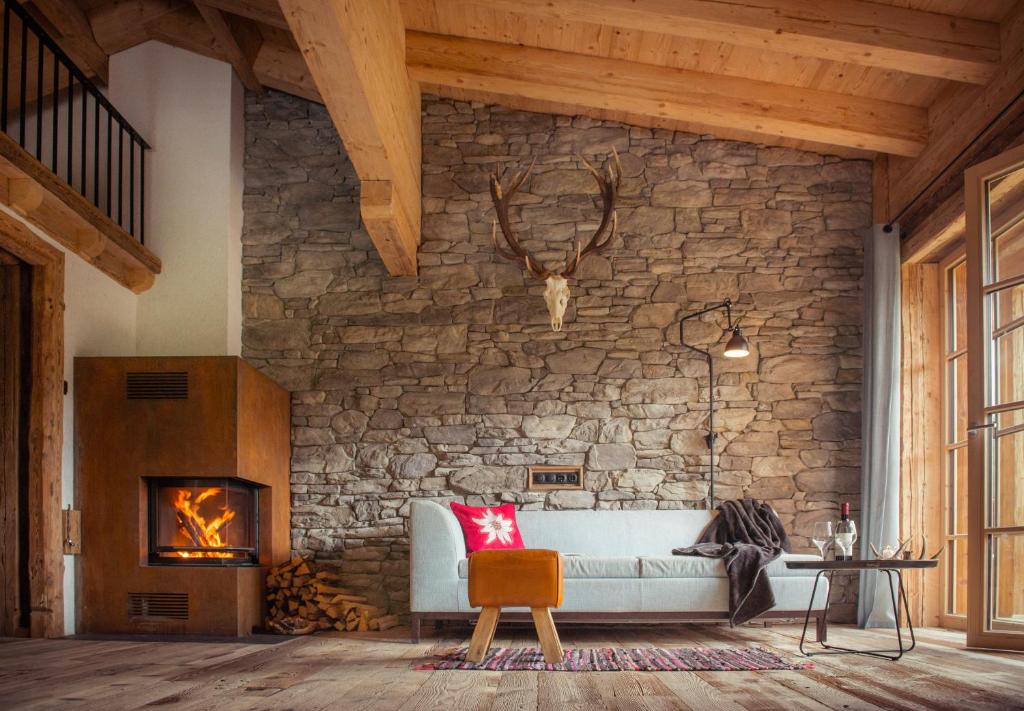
top-left (17, 0), bottom-right (1024, 274)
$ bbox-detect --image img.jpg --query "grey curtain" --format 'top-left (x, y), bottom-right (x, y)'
top-left (858, 224), bottom-right (902, 628)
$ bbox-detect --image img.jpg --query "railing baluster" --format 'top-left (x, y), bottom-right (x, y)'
top-left (106, 112), bottom-right (111, 218)
top-left (51, 47), bottom-right (57, 173)
top-left (2, 2), bottom-right (9, 133)
top-left (2, 0), bottom-right (149, 243)
top-left (93, 95), bottom-right (99, 206)
top-left (35, 31), bottom-right (42, 159)
top-left (80, 79), bottom-right (86, 193)
top-left (140, 146), bottom-right (145, 244)
top-left (129, 137), bottom-right (135, 235)
top-left (66, 72), bottom-right (72, 183)
top-left (18, 13), bottom-right (26, 146)
top-left (117, 124), bottom-right (123, 227)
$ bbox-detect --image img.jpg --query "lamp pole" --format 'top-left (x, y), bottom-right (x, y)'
top-left (678, 298), bottom-right (741, 510)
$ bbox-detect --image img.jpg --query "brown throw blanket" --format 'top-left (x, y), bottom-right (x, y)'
top-left (673, 498), bottom-right (791, 626)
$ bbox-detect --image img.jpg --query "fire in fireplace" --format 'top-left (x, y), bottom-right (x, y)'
top-left (147, 478), bottom-right (259, 565)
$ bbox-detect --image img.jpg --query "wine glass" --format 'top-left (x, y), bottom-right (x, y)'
top-left (811, 521), bottom-right (833, 559)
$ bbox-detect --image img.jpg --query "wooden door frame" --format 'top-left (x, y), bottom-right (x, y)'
top-left (965, 141), bottom-right (1024, 651)
top-left (0, 210), bottom-right (65, 638)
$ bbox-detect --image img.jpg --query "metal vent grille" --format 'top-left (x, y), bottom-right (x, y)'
top-left (126, 372), bottom-right (188, 400)
top-left (127, 592), bottom-right (189, 620)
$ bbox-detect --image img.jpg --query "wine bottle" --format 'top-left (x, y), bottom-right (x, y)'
top-left (834, 502), bottom-right (856, 561)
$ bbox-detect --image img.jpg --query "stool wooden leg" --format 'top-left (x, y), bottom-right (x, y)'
top-left (531, 607), bottom-right (564, 664)
top-left (466, 607), bottom-right (500, 663)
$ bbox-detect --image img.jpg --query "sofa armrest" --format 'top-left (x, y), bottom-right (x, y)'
top-left (410, 500), bottom-right (466, 612)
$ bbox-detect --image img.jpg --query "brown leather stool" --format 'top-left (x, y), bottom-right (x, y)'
top-left (466, 549), bottom-right (564, 664)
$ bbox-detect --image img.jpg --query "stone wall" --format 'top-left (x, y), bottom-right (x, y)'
top-left (241, 90), bottom-right (870, 618)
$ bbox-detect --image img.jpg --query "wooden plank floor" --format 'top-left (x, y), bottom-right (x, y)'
top-left (1, 625), bottom-right (1022, 710)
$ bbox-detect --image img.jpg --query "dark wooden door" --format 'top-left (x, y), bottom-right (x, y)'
top-left (0, 248), bottom-right (33, 637)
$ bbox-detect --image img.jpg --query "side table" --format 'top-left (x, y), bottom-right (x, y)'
top-left (785, 559), bottom-right (938, 661)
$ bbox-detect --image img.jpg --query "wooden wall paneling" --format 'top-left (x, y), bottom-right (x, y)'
top-left (440, 0), bottom-right (1001, 84)
top-left (899, 261), bottom-right (944, 628)
top-left (279, 0), bottom-right (421, 277)
top-left (0, 210), bottom-right (65, 638)
top-left (406, 31), bottom-right (929, 156)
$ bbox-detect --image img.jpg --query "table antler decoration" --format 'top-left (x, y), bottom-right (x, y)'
top-left (490, 150), bottom-right (621, 331)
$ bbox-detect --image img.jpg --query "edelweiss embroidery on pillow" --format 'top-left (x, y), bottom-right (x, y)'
top-left (449, 502), bottom-right (524, 552)
top-left (471, 508), bottom-right (516, 545)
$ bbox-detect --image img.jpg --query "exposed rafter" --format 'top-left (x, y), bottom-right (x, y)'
top-left (451, 0), bottom-right (1001, 85)
top-left (195, 2), bottom-right (263, 92)
top-left (406, 31), bottom-right (929, 157)
top-left (29, 0), bottom-right (109, 82)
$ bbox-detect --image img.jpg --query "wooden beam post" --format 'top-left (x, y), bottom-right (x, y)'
top-left (279, 0), bottom-right (420, 276)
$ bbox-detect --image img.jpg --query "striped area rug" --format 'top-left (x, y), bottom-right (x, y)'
top-left (416, 646), bottom-right (813, 672)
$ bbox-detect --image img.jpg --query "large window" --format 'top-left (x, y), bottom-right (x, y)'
top-left (941, 255), bottom-right (968, 626)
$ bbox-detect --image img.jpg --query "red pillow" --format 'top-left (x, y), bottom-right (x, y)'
top-left (449, 502), bottom-right (525, 553)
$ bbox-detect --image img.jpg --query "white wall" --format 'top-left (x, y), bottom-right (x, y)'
top-left (2, 41), bottom-right (246, 634)
top-left (110, 41), bottom-right (244, 357)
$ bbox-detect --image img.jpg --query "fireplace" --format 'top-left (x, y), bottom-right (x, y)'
top-left (75, 357), bottom-right (290, 636)
top-left (148, 478), bottom-right (260, 566)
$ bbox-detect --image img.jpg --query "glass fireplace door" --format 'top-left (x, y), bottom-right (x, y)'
top-left (148, 478), bottom-right (259, 565)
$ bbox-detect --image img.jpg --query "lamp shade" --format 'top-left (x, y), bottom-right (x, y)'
top-left (723, 327), bottom-right (749, 358)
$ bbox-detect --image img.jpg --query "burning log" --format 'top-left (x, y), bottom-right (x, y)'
top-left (264, 556), bottom-right (393, 636)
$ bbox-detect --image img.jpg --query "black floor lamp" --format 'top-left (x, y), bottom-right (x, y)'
top-left (678, 297), bottom-right (750, 509)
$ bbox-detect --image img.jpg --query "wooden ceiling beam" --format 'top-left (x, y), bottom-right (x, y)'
top-left (452, 0), bottom-right (1001, 85)
top-left (194, 0), bottom-right (288, 30)
top-left (88, 0), bottom-right (181, 56)
top-left (890, 3), bottom-right (1024, 225)
top-left (195, 3), bottom-right (263, 92)
top-left (27, 0), bottom-right (109, 83)
top-left (137, 5), bottom-right (318, 100)
top-left (279, 0), bottom-right (420, 276)
top-left (406, 31), bottom-right (928, 157)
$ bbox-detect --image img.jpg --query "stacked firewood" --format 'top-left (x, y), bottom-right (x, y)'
top-left (264, 556), bottom-right (400, 635)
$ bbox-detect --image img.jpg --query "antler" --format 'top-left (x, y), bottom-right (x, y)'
top-left (490, 151), bottom-right (622, 280)
top-left (562, 148), bottom-right (622, 277)
top-left (490, 158), bottom-right (550, 280)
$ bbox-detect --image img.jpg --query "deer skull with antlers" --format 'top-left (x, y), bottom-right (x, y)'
top-left (490, 151), bottom-right (621, 331)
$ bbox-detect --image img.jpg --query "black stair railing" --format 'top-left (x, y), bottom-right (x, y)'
top-left (1, 0), bottom-right (149, 244)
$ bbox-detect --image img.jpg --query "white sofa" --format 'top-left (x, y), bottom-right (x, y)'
top-left (409, 500), bottom-right (829, 642)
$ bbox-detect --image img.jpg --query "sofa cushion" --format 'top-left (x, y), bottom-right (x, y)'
top-left (449, 502), bottom-right (525, 553)
top-left (458, 554), bottom-right (640, 579)
top-left (639, 553), bottom-right (823, 579)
